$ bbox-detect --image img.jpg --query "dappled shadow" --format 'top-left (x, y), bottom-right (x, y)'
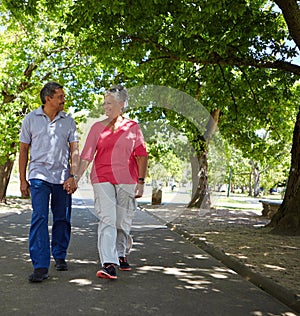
top-left (0, 200), bottom-right (297, 316)
top-left (157, 204), bottom-right (300, 303)
top-left (171, 207), bottom-right (270, 228)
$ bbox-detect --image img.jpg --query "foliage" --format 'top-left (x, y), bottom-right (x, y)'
top-left (148, 151), bottom-right (185, 186)
top-left (61, 0), bottom-right (299, 171)
top-left (2, 0), bottom-right (299, 165)
top-left (0, 1), bottom-right (106, 164)
top-left (221, 145), bottom-right (291, 193)
top-left (1, 0), bottom-right (300, 205)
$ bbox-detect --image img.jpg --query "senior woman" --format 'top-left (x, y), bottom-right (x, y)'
top-left (76, 85), bottom-right (148, 279)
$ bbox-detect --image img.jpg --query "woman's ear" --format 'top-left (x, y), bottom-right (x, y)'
top-left (120, 101), bottom-right (125, 112)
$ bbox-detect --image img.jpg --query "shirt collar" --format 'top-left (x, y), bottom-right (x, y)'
top-left (36, 105), bottom-right (66, 119)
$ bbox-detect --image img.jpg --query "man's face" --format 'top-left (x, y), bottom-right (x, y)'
top-left (48, 88), bottom-right (65, 111)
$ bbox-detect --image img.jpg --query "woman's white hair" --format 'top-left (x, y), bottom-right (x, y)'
top-left (106, 84), bottom-right (128, 105)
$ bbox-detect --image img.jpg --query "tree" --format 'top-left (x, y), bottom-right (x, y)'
top-left (2, 0), bottom-right (300, 233)
top-left (126, 85), bottom-right (224, 208)
top-left (264, 0), bottom-right (300, 234)
top-left (0, 3), bottom-right (105, 201)
top-left (268, 84), bottom-right (300, 234)
top-left (62, 0), bottom-right (300, 231)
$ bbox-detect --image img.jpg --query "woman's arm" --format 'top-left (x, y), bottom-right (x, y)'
top-left (136, 155), bottom-right (148, 181)
top-left (76, 159), bottom-right (91, 183)
top-left (135, 155), bottom-right (148, 198)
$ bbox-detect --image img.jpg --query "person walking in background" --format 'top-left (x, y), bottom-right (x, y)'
top-left (75, 84), bottom-right (148, 280)
top-left (19, 81), bottom-right (79, 282)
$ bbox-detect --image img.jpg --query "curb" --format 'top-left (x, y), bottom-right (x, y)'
top-left (166, 222), bottom-right (300, 314)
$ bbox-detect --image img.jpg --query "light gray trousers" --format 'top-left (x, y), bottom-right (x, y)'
top-left (93, 182), bottom-right (136, 265)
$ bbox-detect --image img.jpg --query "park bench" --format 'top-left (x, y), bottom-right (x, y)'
top-left (259, 199), bottom-right (282, 218)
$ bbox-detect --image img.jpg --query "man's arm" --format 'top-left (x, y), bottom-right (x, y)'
top-left (70, 141), bottom-right (80, 176)
top-left (19, 142), bottom-right (30, 197)
top-left (63, 141), bottom-right (79, 194)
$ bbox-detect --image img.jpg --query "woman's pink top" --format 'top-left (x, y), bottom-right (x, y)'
top-left (80, 118), bottom-right (148, 184)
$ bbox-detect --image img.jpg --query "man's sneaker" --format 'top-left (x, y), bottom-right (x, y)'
top-left (28, 268), bottom-right (49, 282)
top-left (96, 264), bottom-right (117, 280)
top-left (55, 259), bottom-right (68, 271)
top-left (118, 256), bottom-right (132, 271)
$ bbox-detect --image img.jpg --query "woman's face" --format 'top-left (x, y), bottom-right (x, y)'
top-left (103, 94), bottom-right (124, 119)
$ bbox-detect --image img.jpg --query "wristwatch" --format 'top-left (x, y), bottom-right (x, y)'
top-left (138, 177), bottom-right (145, 184)
top-left (70, 174), bottom-right (79, 182)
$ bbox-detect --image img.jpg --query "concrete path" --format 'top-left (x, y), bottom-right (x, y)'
top-left (0, 197), bottom-right (297, 316)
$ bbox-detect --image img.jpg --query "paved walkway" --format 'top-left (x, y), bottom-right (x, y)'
top-left (0, 197), bottom-right (298, 316)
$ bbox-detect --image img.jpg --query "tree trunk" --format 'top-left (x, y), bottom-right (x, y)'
top-left (0, 158), bottom-right (15, 203)
top-left (248, 171), bottom-right (253, 197)
top-left (253, 167), bottom-right (260, 197)
top-left (249, 160), bottom-right (260, 197)
top-left (187, 108), bottom-right (220, 209)
top-left (188, 151), bottom-right (210, 209)
top-left (268, 109), bottom-right (300, 235)
top-left (190, 156), bottom-right (199, 200)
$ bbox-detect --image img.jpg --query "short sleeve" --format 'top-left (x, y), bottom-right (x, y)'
top-left (20, 115), bottom-right (32, 144)
top-left (134, 144), bottom-right (148, 156)
top-left (68, 117), bottom-right (79, 143)
top-left (134, 124), bottom-right (148, 156)
top-left (80, 122), bottom-right (104, 162)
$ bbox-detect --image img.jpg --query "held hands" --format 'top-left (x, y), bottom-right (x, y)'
top-left (63, 177), bottom-right (78, 194)
top-left (135, 183), bottom-right (144, 198)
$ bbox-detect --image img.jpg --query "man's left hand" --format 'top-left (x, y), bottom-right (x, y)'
top-left (63, 177), bottom-right (77, 194)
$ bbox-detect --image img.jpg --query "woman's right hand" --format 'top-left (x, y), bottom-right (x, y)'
top-left (135, 183), bottom-right (144, 198)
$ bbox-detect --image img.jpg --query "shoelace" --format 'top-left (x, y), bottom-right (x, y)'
top-left (104, 263), bottom-right (115, 269)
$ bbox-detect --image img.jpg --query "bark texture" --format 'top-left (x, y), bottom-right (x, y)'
top-left (268, 109), bottom-right (300, 235)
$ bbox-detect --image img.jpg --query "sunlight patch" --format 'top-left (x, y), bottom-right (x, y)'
top-left (230, 253), bottom-right (248, 259)
top-left (69, 278), bottom-right (93, 286)
top-left (164, 267), bottom-right (189, 276)
top-left (209, 273), bottom-right (228, 279)
top-left (213, 267), bottom-right (237, 275)
top-left (263, 264), bottom-right (285, 271)
top-left (70, 259), bottom-right (98, 264)
top-left (193, 254), bottom-right (209, 260)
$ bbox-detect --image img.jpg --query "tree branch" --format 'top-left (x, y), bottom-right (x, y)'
top-left (274, 0), bottom-right (300, 50)
top-left (218, 64), bottom-right (238, 120)
top-left (193, 56), bottom-right (300, 76)
top-left (130, 34), bottom-right (300, 76)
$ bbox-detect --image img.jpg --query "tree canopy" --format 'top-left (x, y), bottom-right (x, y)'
top-left (0, 1), bottom-right (107, 199)
top-left (64, 0), bottom-right (300, 167)
top-left (2, 0), bottom-right (299, 165)
top-left (1, 0), bottom-right (300, 232)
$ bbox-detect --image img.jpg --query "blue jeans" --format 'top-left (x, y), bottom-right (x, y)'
top-left (29, 179), bottom-right (72, 270)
